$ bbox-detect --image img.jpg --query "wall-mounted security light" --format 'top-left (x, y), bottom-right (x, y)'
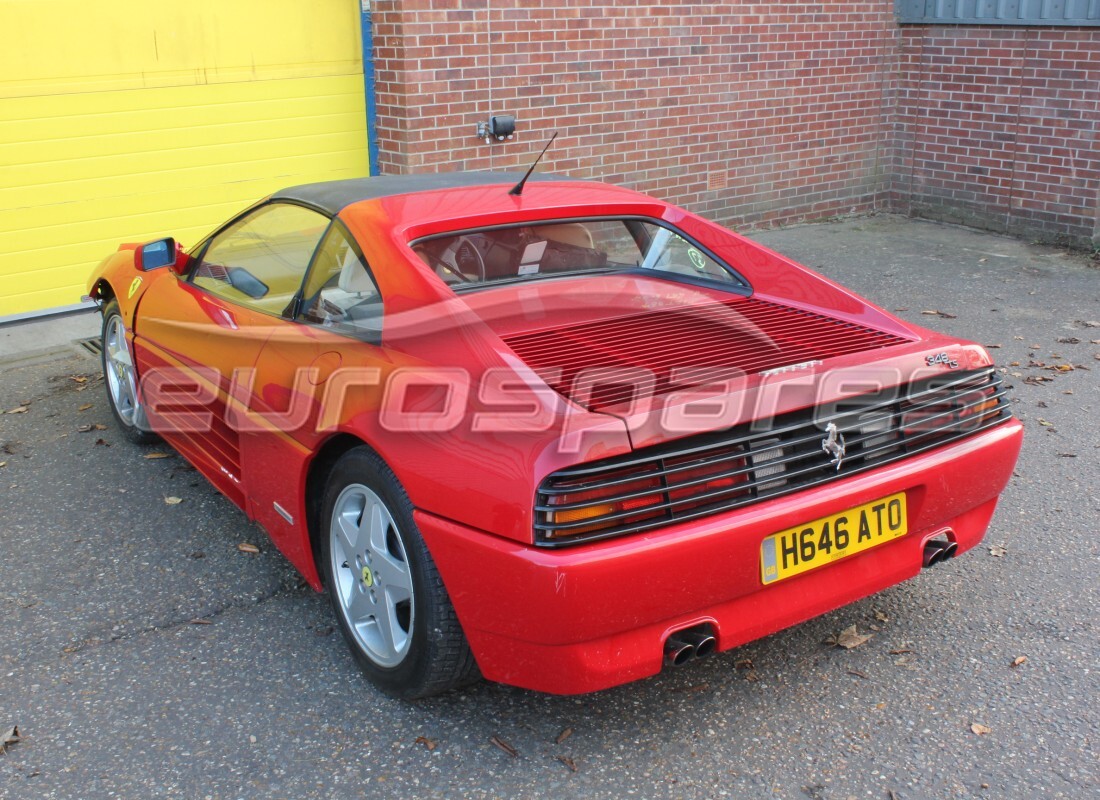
top-left (476, 114), bottom-right (515, 143)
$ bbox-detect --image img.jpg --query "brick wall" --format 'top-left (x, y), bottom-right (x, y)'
top-left (372, 2), bottom-right (1099, 247)
top-left (894, 25), bottom-right (1100, 248)
top-left (373, 1), bottom-right (899, 229)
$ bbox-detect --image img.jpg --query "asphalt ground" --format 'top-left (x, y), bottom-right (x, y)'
top-left (1, 215), bottom-right (1096, 799)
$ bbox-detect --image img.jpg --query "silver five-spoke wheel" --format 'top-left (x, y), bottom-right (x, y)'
top-left (100, 299), bottom-right (155, 445)
top-left (104, 313), bottom-right (140, 427)
top-left (320, 446), bottom-right (478, 697)
top-left (329, 484), bottom-right (414, 668)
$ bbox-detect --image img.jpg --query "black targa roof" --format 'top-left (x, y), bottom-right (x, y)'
top-left (271, 171), bottom-right (568, 216)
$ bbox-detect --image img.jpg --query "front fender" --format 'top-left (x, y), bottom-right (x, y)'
top-left (86, 245), bottom-right (167, 327)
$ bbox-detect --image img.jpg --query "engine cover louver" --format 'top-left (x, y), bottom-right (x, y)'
top-left (501, 296), bottom-right (911, 411)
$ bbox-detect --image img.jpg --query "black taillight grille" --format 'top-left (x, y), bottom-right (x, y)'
top-left (536, 368), bottom-right (1011, 546)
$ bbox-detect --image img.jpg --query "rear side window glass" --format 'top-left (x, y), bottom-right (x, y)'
top-left (298, 224), bottom-right (382, 336)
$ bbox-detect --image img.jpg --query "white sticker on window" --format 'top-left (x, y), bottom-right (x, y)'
top-left (518, 241), bottom-right (547, 275)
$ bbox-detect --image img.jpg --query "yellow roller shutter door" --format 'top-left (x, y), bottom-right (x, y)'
top-left (0, 0), bottom-right (369, 318)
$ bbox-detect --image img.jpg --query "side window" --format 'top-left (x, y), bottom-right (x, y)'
top-left (193, 203), bottom-right (329, 315)
top-left (298, 223), bottom-right (382, 335)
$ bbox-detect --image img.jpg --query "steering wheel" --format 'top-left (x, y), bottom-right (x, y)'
top-left (425, 236), bottom-right (487, 284)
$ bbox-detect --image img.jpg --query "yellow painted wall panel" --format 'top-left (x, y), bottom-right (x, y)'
top-left (0, 3), bottom-right (369, 318)
top-left (0, 1), bottom-right (362, 98)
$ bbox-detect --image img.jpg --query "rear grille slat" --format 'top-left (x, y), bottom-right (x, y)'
top-left (535, 369), bottom-right (1012, 545)
top-left (503, 296), bottom-right (913, 411)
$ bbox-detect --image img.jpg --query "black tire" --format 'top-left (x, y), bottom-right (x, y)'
top-left (100, 299), bottom-right (158, 445)
top-left (320, 446), bottom-right (479, 699)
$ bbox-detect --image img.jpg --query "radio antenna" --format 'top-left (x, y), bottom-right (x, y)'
top-left (508, 132), bottom-right (558, 197)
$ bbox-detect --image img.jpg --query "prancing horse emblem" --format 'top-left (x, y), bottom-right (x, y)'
top-left (822, 422), bottom-right (846, 471)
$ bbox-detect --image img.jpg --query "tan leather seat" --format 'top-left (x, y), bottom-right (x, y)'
top-left (537, 223), bottom-right (594, 250)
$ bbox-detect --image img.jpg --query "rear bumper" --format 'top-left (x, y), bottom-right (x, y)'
top-left (416, 418), bottom-right (1023, 694)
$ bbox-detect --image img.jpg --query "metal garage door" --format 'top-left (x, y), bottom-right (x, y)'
top-left (0, 0), bottom-right (370, 320)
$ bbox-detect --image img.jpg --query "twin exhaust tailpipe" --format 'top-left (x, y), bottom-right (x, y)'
top-left (664, 626), bottom-right (717, 666)
top-left (665, 540), bottom-right (959, 668)
top-left (922, 538), bottom-right (959, 568)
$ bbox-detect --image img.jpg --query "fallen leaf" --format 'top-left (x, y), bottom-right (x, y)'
top-left (189, 618), bottom-right (212, 625)
top-left (1011, 656), bottom-right (1028, 667)
top-left (70, 375), bottom-right (88, 384)
top-left (848, 669), bottom-right (869, 679)
top-left (829, 624), bottom-right (872, 649)
top-left (1037, 419), bottom-right (1053, 427)
top-left (94, 439), bottom-right (110, 447)
top-left (970, 722), bottom-right (992, 736)
top-left (734, 658), bottom-right (754, 670)
top-left (986, 343), bottom-right (1002, 349)
top-left (889, 648), bottom-right (912, 655)
top-left (893, 307), bottom-right (909, 312)
top-left (1013, 336), bottom-right (1024, 340)
top-left (989, 545), bottom-right (1007, 557)
top-left (557, 755), bottom-right (577, 772)
top-left (93, 423), bottom-right (107, 430)
top-left (415, 736), bottom-right (438, 752)
top-left (78, 403), bottom-right (93, 411)
top-left (164, 496), bottom-right (183, 505)
top-left (77, 424), bottom-right (93, 432)
top-left (7, 406), bottom-right (28, 415)
top-left (1078, 320), bottom-right (1100, 328)
top-left (555, 727), bottom-right (574, 745)
top-left (1, 725), bottom-right (21, 753)
top-left (237, 542), bottom-right (260, 554)
top-left (874, 610), bottom-right (889, 622)
top-left (0, 462), bottom-right (6, 469)
top-left (490, 736), bottom-right (518, 758)
top-left (1056, 337), bottom-right (1081, 344)
top-left (143, 452), bottom-right (170, 459)
top-left (920, 309), bottom-right (957, 318)
top-left (1057, 453), bottom-right (1077, 458)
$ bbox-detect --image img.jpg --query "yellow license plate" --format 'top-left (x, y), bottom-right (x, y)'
top-left (760, 492), bottom-right (908, 585)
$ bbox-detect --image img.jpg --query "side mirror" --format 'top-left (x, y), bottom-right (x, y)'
top-left (136, 237), bottom-right (177, 271)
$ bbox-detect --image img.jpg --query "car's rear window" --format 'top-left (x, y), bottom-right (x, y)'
top-left (409, 218), bottom-right (748, 291)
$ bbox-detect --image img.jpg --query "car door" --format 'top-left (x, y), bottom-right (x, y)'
top-left (240, 220), bottom-right (394, 578)
top-left (132, 201), bottom-right (331, 508)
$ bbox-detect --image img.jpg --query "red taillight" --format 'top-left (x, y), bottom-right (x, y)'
top-left (544, 466), bottom-right (665, 538)
top-left (665, 449), bottom-right (748, 511)
top-left (902, 386), bottom-right (998, 437)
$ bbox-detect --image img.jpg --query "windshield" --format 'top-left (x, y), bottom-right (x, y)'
top-left (410, 218), bottom-right (746, 290)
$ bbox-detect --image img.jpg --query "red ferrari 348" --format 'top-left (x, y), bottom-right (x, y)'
top-left (87, 171), bottom-right (1022, 697)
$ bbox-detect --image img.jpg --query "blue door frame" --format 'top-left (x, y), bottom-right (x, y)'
top-left (359, 1), bottom-right (380, 175)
